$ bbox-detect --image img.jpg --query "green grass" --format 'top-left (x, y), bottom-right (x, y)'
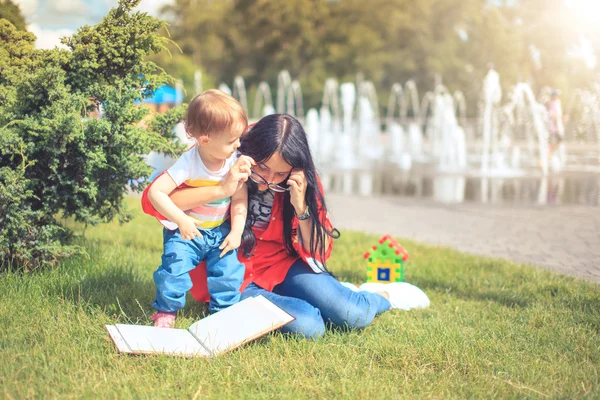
top-left (1, 198), bottom-right (599, 399)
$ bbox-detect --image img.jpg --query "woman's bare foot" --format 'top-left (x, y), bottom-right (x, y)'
top-left (359, 282), bottom-right (430, 310)
top-left (376, 291), bottom-right (390, 300)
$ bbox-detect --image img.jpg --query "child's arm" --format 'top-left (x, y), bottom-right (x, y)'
top-left (147, 173), bottom-right (200, 240)
top-left (219, 183), bottom-right (248, 258)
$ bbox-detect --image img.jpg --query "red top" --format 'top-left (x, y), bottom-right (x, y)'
top-left (141, 178), bottom-right (334, 302)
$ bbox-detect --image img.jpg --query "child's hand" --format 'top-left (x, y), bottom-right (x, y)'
top-left (221, 156), bottom-right (255, 197)
top-left (176, 215), bottom-right (203, 240)
top-left (219, 232), bottom-right (241, 258)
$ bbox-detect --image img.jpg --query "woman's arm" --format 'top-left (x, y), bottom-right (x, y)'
top-left (287, 170), bottom-right (329, 253)
top-left (169, 185), bottom-right (229, 211)
top-left (296, 212), bottom-right (329, 253)
top-left (170, 155), bottom-right (254, 210)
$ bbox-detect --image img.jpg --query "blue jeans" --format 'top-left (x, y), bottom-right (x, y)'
top-left (153, 221), bottom-right (244, 314)
top-left (241, 260), bottom-right (391, 339)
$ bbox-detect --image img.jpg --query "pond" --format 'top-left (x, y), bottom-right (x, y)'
top-left (320, 166), bottom-right (600, 207)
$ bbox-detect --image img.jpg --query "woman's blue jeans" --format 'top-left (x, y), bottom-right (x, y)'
top-left (241, 260), bottom-right (391, 339)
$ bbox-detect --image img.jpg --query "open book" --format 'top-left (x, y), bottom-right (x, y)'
top-left (105, 295), bottom-right (294, 358)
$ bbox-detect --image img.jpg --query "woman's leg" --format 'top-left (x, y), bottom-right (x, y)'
top-left (241, 283), bottom-right (326, 339)
top-left (274, 260), bottom-right (391, 330)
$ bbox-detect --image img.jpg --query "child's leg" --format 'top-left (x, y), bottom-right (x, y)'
top-left (274, 260), bottom-right (391, 330)
top-left (152, 228), bottom-right (204, 313)
top-left (241, 283), bottom-right (326, 339)
top-left (203, 222), bottom-right (245, 313)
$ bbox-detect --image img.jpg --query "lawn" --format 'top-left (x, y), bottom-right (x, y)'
top-left (1, 197), bottom-right (599, 399)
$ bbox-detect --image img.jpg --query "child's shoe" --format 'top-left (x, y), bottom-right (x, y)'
top-left (359, 282), bottom-right (430, 310)
top-left (151, 311), bottom-right (176, 328)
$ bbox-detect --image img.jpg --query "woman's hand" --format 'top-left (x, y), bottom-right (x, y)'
top-left (220, 155), bottom-right (255, 197)
top-left (287, 169), bottom-right (307, 215)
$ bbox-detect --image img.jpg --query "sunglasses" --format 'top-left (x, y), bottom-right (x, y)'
top-left (249, 170), bottom-right (291, 193)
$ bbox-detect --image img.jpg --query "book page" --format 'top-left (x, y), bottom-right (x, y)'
top-left (111, 324), bottom-right (211, 357)
top-left (106, 325), bottom-right (132, 353)
top-left (188, 295), bottom-right (294, 356)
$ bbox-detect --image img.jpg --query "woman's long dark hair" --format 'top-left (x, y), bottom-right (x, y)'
top-left (238, 114), bottom-right (340, 271)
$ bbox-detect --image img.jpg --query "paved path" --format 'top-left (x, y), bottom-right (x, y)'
top-left (327, 194), bottom-right (600, 282)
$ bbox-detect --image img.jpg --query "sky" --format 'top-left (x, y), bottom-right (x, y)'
top-left (15, 0), bottom-right (173, 49)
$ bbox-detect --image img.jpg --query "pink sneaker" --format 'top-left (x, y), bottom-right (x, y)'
top-left (151, 312), bottom-right (176, 328)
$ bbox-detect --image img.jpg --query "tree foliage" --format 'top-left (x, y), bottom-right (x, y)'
top-left (0, 0), bottom-right (26, 31)
top-left (0, 0), bottom-right (184, 271)
top-left (163, 0), bottom-right (599, 110)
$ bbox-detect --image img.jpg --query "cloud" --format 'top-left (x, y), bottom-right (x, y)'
top-left (50, 0), bottom-right (87, 15)
top-left (17, 0), bottom-right (174, 49)
top-left (134, 0), bottom-right (173, 17)
top-left (85, 0), bottom-right (174, 18)
top-left (16, 0), bottom-right (100, 30)
top-left (13, 0), bottom-right (38, 18)
top-left (28, 23), bottom-right (73, 50)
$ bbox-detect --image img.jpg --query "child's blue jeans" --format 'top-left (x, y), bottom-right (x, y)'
top-left (152, 221), bottom-right (244, 314)
top-left (241, 259), bottom-right (391, 339)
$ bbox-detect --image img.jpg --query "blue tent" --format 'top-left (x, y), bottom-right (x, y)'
top-left (142, 84), bottom-right (184, 104)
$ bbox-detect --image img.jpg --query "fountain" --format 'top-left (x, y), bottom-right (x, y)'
top-left (232, 76), bottom-right (248, 112)
top-left (479, 68), bottom-right (554, 175)
top-left (140, 68), bottom-right (598, 207)
top-left (385, 81), bottom-right (424, 169)
top-left (480, 68), bottom-right (502, 174)
top-left (194, 71), bottom-right (203, 96)
top-left (502, 83), bottom-right (550, 174)
top-left (217, 82), bottom-right (231, 95)
top-left (386, 83), bottom-right (410, 169)
top-left (314, 78), bottom-right (343, 168)
top-left (286, 80), bottom-right (304, 120)
top-left (566, 87), bottom-right (600, 167)
top-left (420, 85), bottom-right (467, 172)
top-left (277, 71), bottom-right (290, 112)
top-left (356, 80), bottom-right (383, 164)
top-left (403, 81), bottom-right (425, 162)
top-left (253, 81), bottom-right (275, 119)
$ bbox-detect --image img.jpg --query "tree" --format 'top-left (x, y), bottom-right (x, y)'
top-left (511, 0), bottom-right (599, 92)
top-left (146, 30), bottom-right (215, 101)
top-left (0, 0), bottom-right (26, 31)
top-left (163, 0), bottom-right (599, 114)
top-left (0, 0), bottom-right (184, 271)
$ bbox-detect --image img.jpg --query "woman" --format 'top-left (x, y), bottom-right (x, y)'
top-left (144, 114), bottom-right (409, 338)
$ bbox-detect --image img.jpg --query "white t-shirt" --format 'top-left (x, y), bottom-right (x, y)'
top-left (159, 147), bottom-right (238, 231)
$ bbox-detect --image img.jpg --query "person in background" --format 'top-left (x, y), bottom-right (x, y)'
top-left (546, 89), bottom-right (565, 161)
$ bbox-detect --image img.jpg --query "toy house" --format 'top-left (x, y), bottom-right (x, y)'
top-left (363, 235), bottom-right (409, 283)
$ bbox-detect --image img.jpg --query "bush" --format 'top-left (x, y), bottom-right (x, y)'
top-left (0, 0), bottom-right (185, 271)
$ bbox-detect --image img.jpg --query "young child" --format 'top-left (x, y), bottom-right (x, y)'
top-left (146, 89), bottom-right (252, 328)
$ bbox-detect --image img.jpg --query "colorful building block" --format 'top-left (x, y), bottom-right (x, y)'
top-left (363, 234), bottom-right (409, 283)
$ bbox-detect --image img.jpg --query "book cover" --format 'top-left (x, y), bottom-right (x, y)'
top-left (105, 295), bottom-right (294, 357)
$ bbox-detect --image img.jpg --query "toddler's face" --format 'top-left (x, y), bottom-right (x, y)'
top-left (204, 124), bottom-right (245, 160)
